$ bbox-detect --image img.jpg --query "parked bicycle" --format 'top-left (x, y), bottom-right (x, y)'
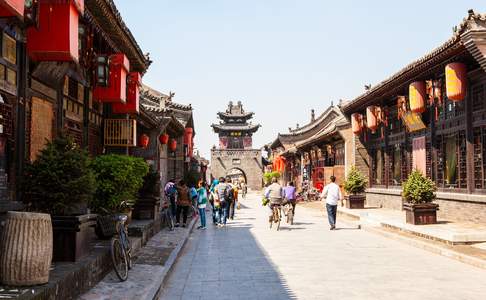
top-left (160, 202), bottom-right (175, 231)
top-left (111, 214), bottom-right (132, 281)
top-left (269, 203), bottom-right (282, 231)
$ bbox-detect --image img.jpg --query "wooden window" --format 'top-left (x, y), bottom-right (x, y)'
top-left (334, 143), bottom-right (345, 165)
top-left (371, 148), bottom-right (385, 186)
top-left (68, 78), bottom-right (78, 99)
top-left (2, 33), bottom-right (16, 65)
top-left (389, 144), bottom-right (401, 186)
top-left (436, 131), bottom-right (467, 189)
top-left (6, 68), bottom-right (15, 85)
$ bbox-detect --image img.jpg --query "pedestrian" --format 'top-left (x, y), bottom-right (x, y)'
top-left (215, 177), bottom-right (230, 227)
top-left (175, 180), bottom-right (191, 227)
top-left (209, 179), bottom-right (219, 224)
top-left (189, 183), bottom-right (198, 218)
top-left (264, 177), bottom-right (284, 222)
top-left (283, 181), bottom-right (297, 217)
top-left (196, 181), bottom-right (208, 229)
top-left (164, 179), bottom-right (177, 219)
top-left (320, 175), bottom-right (342, 230)
top-left (226, 177), bottom-right (237, 220)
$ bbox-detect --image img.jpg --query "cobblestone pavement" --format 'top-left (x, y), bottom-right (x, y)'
top-left (159, 192), bottom-right (486, 300)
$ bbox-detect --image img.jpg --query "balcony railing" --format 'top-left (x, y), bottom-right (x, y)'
top-left (104, 119), bottom-right (137, 146)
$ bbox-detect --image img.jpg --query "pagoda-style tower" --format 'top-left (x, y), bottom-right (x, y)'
top-left (210, 101), bottom-right (262, 190)
top-left (211, 101), bottom-right (260, 149)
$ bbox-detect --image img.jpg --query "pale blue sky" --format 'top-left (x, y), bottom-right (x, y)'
top-left (115, 0), bottom-right (482, 158)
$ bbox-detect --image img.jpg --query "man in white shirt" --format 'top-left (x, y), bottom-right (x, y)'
top-left (320, 175), bottom-right (342, 230)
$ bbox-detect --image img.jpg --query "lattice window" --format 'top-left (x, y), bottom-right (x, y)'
top-left (473, 127), bottom-right (484, 189)
top-left (436, 131), bottom-right (467, 189)
top-left (458, 130), bottom-right (467, 189)
top-left (472, 83), bottom-right (484, 112)
top-left (371, 148), bottom-right (385, 186)
top-left (104, 119), bottom-right (137, 147)
top-left (388, 144), bottom-right (402, 186)
top-left (426, 139), bottom-right (432, 179)
top-left (335, 143), bottom-right (345, 165)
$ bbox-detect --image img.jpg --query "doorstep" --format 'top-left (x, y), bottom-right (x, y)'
top-left (337, 206), bottom-right (486, 245)
top-left (0, 218), bottom-right (160, 300)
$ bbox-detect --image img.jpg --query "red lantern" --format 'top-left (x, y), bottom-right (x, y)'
top-left (0, 0), bottom-right (25, 18)
top-left (27, 0), bottom-right (84, 62)
top-left (112, 72), bottom-right (142, 114)
top-left (169, 139), bottom-right (177, 152)
top-left (159, 133), bottom-right (169, 145)
top-left (409, 81), bottom-right (426, 113)
top-left (139, 134), bottom-right (149, 148)
top-left (366, 106), bottom-right (378, 132)
top-left (351, 113), bottom-right (363, 135)
top-left (445, 62), bottom-right (467, 101)
top-left (94, 53), bottom-right (130, 103)
top-left (184, 128), bottom-right (193, 145)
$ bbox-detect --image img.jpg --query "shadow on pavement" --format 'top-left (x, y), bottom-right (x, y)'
top-left (160, 211), bottom-right (298, 300)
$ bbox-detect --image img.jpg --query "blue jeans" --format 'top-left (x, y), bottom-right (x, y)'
top-left (326, 203), bottom-right (337, 226)
top-left (198, 207), bottom-right (206, 227)
top-left (221, 201), bottom-right (229, 224)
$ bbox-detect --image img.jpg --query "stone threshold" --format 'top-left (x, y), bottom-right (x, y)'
top-left (0, 218), bottom-right (162, 300)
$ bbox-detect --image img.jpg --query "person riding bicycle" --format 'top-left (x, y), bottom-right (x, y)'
top-left (264, 177), bottom-right (284, 222)
top-left (164, 179), bottom-right (177, 219)
top-left (283, 181), bottom-right (297, 217)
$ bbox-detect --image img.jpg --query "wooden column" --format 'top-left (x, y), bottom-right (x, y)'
top-left (465, 80), bottom-right (474, 193)
top-left (15, 39), bottom-right (27, 202)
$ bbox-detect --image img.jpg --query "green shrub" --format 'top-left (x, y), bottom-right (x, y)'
top-left (343, 166), bottom-right (367, 194)
top-left (402, 170), bottom-right (437, 204)
top-left (263, 171), bottom-right (280, 185)
top-left (90, 154), bottom-right (149, 214)
top-left (23, 135), bottom-right (96, 215)
top-left (139, 166), bottom-right (160, 197)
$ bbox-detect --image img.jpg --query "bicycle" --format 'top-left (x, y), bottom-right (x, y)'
top-left (111, 214), bottom-right (132, 282)
top-left (269, 203), bottom-right (282, 231)
top-left (160, 204), bottom-right (175, 231)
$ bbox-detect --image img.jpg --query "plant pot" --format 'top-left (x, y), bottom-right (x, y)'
top-left (95, 214), bottom-right (116, 239)
top-left (403, 202), bottom-right (439, 225)
top-left (345, 194), bottom-right (365, 209)
top-left (0, 211), bottom-right (53, 286)
top-left (51, 214), bottom-right (97, 262)
top-left (133, 196), bottom-right (161, 220)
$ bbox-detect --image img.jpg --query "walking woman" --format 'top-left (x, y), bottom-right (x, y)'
top-left (197, 181), bottom-right (208, 229)
top-left (175, 180), bottom-right (191, 227)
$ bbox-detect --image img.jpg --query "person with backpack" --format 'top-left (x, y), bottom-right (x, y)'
top-left (225, 177), bottom-right (236, 221)
top-left (209, 179), bottom-right (220, 224)
top-left (175, 180), bottom-right (191, 227)
top-left (189, 184), bottom-right (198, 218)
top-left (215, 177), bottom-right (229, 227)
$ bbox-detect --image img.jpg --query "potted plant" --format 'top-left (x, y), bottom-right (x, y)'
top-left (134, 166), bottom-right (161, 220)
top-left (343, 166), bottom-right (367, 209)
top-left (90, 154), bottom-right (149, 238)
top-left (402, 170), bottom-right (439, 225)
top-left (263, 171), bottom-right (280, 186)
top-left (23, 135), bottom-right (97, 262)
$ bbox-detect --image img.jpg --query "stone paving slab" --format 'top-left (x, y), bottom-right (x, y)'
top-left (159, 192), bottom-right (486, 300)
top-left (337, 205), bottom-right (486, 244)
top-left (79, 216), bottom-right (197, 300)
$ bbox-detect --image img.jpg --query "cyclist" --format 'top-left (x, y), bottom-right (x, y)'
top-left (164, 179), bottom-right (177, 220)
top-left (264, 177), bottom-right (284, 222)
top-left (283, 181), bottom-right (297, 218)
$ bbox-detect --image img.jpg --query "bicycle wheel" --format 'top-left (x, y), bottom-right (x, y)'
top-left (123, 232), bottom-right (132, 270)
top-left (111, 237), bottom-right (129, 281)
top-left (167, 210), bottom-right (175, 230)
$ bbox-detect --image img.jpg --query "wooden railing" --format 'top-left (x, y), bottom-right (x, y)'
top-left (104, 119), bottom-right (137, 146)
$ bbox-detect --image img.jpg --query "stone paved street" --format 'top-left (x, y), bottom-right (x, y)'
top-left (159, 192), bottom-right (486, 300)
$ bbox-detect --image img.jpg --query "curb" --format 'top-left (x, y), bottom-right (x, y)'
top-left (152, 216), bottom-right (197, 300)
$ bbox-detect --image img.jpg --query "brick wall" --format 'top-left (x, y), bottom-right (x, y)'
top-left (354, 135), bottom-right (370, 185)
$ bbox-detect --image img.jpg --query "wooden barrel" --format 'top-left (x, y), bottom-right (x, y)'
top-left (0, 211), bottom-right (53, 286)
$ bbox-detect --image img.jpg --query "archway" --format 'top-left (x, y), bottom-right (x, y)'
top-left (226, 167), bottom-right (247, 185)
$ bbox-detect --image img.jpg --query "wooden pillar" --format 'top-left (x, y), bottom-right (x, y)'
top-left (82, 86), bottom-right (89, 149)
top-left (465, 80), bottom-right (474, 194)
top-left (15, 40), bottom-right (27, 202)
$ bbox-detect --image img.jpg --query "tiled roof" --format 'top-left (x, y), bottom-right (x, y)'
top-left (342, 10), bottom-right (486, 113)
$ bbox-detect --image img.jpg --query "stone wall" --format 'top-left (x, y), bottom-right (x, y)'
top-left (365, 188), bottom-right (486, 223)
top-left (211, 149), bottom-right (263, 190)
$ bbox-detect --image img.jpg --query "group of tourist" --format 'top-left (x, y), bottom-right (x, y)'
top-left (163, 176), bottom-right (242, 230)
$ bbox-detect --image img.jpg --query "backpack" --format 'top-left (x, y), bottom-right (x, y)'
top-left (224, 185), bottom-right (235, 202)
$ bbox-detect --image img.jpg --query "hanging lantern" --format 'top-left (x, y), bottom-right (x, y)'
top-left (351, 113), bottom-right (363, 134)
top-left (159, 133), bottom-right (169, 145)
top-left (0, 0), bottom-right (25, 18)
top-left (184, 127), bottom-right (193, 145)
top-left (112, 72), bottom-right (142, 114)
top-left (169, 139), bottom-right (177, 152)
top-left (409, 81), bottom-right (426, 113)
top-left (366, 106), bottom-right (378, 132)
top-left (445, 62), bottom-right (467, 101)
top-left (139, 134), bottom-right (149, 148)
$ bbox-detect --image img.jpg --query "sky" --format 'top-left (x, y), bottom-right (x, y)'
top-left (115, 0), bottom-right (482, 158)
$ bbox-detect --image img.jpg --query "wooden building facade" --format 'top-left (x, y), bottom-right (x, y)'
top-left (342, 11), bottom-right (486, 222)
